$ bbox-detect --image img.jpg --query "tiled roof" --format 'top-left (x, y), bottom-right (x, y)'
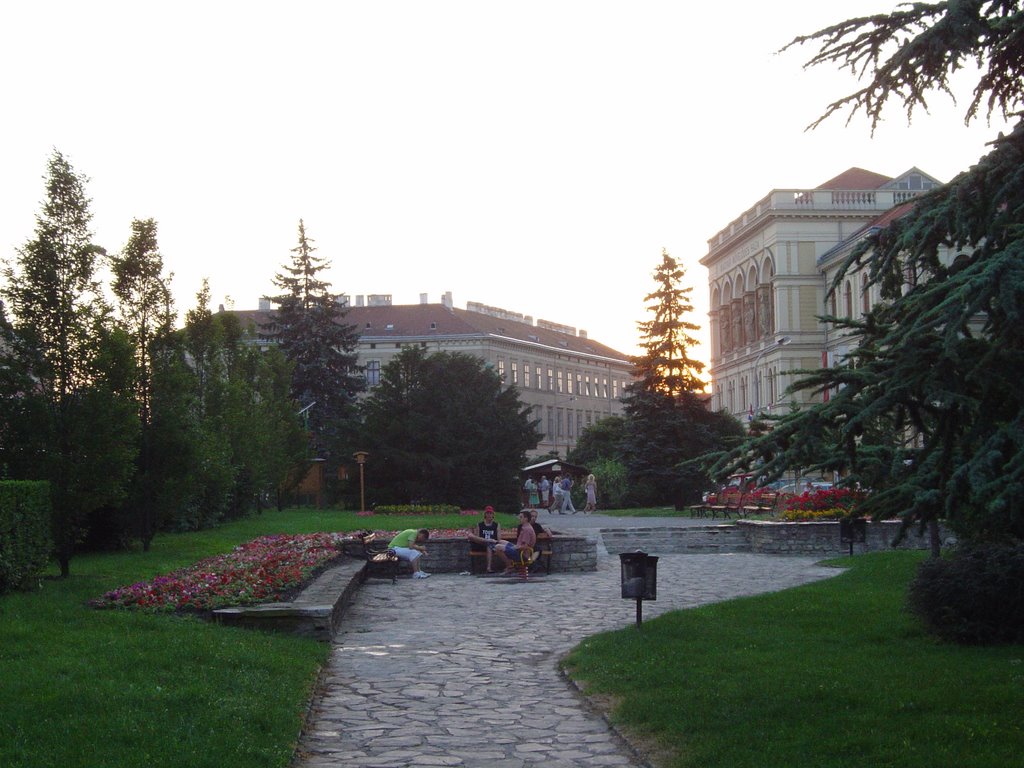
top-left (230, 304), bottom-right (630, 362)
top-left (815, 167), bottom-right (893, 190)
top-left (818, 201), bottom-right (917, 264)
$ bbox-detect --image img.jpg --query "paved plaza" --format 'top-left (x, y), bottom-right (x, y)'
top-left (294, 535), bottom-right (839, 768)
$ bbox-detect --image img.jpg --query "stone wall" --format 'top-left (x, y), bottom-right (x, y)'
top-left (599, 520), bottom-right (939, 557)
top-left (738, 519), bottom-right (937, 556)
top-left (601, 525), bottom-right (750, 555)
top-left (407, 534), bottom-right (597, 573)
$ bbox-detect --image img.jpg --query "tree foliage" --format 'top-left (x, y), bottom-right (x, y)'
top-left (359, 348), bottom-right (539, 509)
top-left (622, 250), bottom-right (743, 507)
top-left (1, 151), bottom-right (138, 575)
top-left (268, 220), bottom-right (363, 472)
top-left (712, 1), bottom-right (1024, 543)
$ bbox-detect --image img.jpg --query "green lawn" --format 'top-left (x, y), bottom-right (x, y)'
top-left (0, 508), bottom-right (482, 768)
top-left (562, 551), bottom-right (1024, 768)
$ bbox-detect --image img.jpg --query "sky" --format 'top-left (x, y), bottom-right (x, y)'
top-left (0, 1), bottom-right (1009, 367)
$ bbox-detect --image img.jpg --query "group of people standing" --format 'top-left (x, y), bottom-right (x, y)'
top-left (522, 473), bottom-right (598, 514)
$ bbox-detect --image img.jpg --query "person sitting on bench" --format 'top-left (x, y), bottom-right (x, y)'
top-left (388, 528), bottom-right (431, 579)
top-left (494, 511), bottom-right (536, 573)
top-left (466, 506), bottom-right (501, 573)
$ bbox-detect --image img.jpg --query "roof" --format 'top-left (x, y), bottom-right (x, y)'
top-left (818, 200), bottom-right (917, 265)
top-left (230, 303), bottom-right (631, 363)
top-left (815, 167), bottom-right (893, 190)
top-left (520, 459), bottom-right (590, 478)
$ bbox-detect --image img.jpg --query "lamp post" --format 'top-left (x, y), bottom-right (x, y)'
top-left (353, 451), bottom-right (368, 512)
top-left (752, 336), bottom-right (791, 418)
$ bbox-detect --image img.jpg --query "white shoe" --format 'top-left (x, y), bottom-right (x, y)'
top-left (414, 571), bottom-right (430, 579)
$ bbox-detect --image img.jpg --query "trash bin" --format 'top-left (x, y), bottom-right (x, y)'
top-left (619, 551), bottom-right (659, 625)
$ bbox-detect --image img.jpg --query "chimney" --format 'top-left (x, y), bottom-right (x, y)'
top-left (578, 329), bottom-right (588, 339)
top-left (356, 295), bottom-right (365, 307)
top-left (258, 297), bottom-right (271, 311)
top-left (442, 291), bottom-right (453, 308)
top-left (420, 293), bottom-right (428, 304)
top-left (336, 294), bottom-right (350, 307)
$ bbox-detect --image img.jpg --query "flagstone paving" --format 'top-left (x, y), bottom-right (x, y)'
top-left (294, 552), bottom-right (838, 767)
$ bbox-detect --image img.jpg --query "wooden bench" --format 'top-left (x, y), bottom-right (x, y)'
top-left (469, 530), bottom-right (553, 575)
top-left (741, 491), bottom-right (780, 516)
top-left (707, 492), bottom-right (744, 519)
top-left (351, 533), bottom-right (408, 583)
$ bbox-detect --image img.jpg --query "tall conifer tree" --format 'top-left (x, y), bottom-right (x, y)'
top-left (269, 220), bottom-right (363, 482)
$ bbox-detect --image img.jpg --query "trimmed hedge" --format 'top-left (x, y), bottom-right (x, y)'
top-left (908, 542), bottom-right (1024, 645)
top-left (0, 481), bottom-right (52, 593)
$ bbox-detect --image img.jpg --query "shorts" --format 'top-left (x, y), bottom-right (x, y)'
top-left (391, 547), bottom-right (422, 562)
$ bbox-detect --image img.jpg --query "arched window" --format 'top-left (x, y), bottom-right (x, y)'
top-left (844, 280), bottom-right (853, 318)
top-left (861, 274), bottom-right (870, 314)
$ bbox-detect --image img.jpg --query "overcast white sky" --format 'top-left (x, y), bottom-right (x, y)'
top-left (0, 1), bottom-right (1008, 366)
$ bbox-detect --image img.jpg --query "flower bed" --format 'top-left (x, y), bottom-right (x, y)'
top-left (777, 507), bottom-right (849, 522)
top-left (92, 529), bottom-right (477, 613)
top-left (783, 487), bottom-right (861, 515)
top-left (91, 533), bottom-right (348, 612)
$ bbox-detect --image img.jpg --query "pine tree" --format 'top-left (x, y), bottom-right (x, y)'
top-left (269, 220), bottom-right (363, 481)
top-left (711, 2), bottom-right (1024, 545)
top-left (622, 250), bottom-right (743, 507)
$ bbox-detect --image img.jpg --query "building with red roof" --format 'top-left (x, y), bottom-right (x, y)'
top-left (231, 292), bottom-right (633, 458)
top-left (700, 166), bottom-right (942, 421)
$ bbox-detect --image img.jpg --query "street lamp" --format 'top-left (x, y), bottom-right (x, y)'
top-left (752, 337), bottom-right (791, 419)
top-left (353, 451), bottom-right (369, 512)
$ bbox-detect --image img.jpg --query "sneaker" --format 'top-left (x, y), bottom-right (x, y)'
top-left (413, 571), bottom-right (430, 579)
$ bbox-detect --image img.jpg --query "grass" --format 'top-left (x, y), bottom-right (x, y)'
top-left (562, 551), bottom-right (1024, 768)
top-left (0, 508), bottom-right (485, 768)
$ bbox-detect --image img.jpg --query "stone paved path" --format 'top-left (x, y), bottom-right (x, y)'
top-left (294, 553), bottom-right (838, 767)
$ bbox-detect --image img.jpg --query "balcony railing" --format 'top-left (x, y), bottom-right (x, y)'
top-left (707, 188), bottom-right (923, 255)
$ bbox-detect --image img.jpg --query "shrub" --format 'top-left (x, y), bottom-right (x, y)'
top-left (908, 542), bottom-right (1024, 645)
top-left (0, 480), bottom-right (52, 593)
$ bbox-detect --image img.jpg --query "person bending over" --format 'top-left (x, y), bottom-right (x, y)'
top-left (388, 528), bottom-right (431, 579)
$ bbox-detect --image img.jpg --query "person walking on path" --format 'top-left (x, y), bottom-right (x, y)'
top-left (560, 475), bottom-right (577, 515)
top-left (550, 475), bottom-right (564, 514)
top-left (537, 475), bottom-right (550, 508)
top-left (388, 528), bottom-right (431, 578)
top-left (584, 474), bottom-right (597, 513)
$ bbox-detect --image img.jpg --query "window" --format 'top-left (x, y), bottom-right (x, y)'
top-left (557, 370), bottom-right (564, 393)
top-left (556, 408), bottom-right (563, 437)
top-left (585, 411), bottom-right (592, 427)
top-left (612, 380), bottom-right (619, 400)
top-left (523, 363), bottom-right (530, 388)
top-left (585, 375), bottom-right (591, 397)
top-left (547, 368), bottom-right (553, 391)
top-left (512, 361), bottom-right (519, 385)
top-left (602, 378), bottom-right (608, 397)
top-left (546, 406), bottom-right (554, 437)
top-left (844, 280), bottom-right (853, 318)
top-left (576, 410), bottom-right (583, 436)
top-left (365, 360), bottom-right (381, 386)
top-left (535, 367), bottom-right (542, 389)
top-left (498, 359), bottom-right (505, 381)
top-left (576, 373), bottom-right (582, 394)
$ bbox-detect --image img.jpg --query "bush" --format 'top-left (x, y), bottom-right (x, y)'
top-left (591, 458), bottom-right (628, 509)
top-left (908, 543), bottom-right (1024, 645)
top-left (0, 480), bottom-right (52, 593)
